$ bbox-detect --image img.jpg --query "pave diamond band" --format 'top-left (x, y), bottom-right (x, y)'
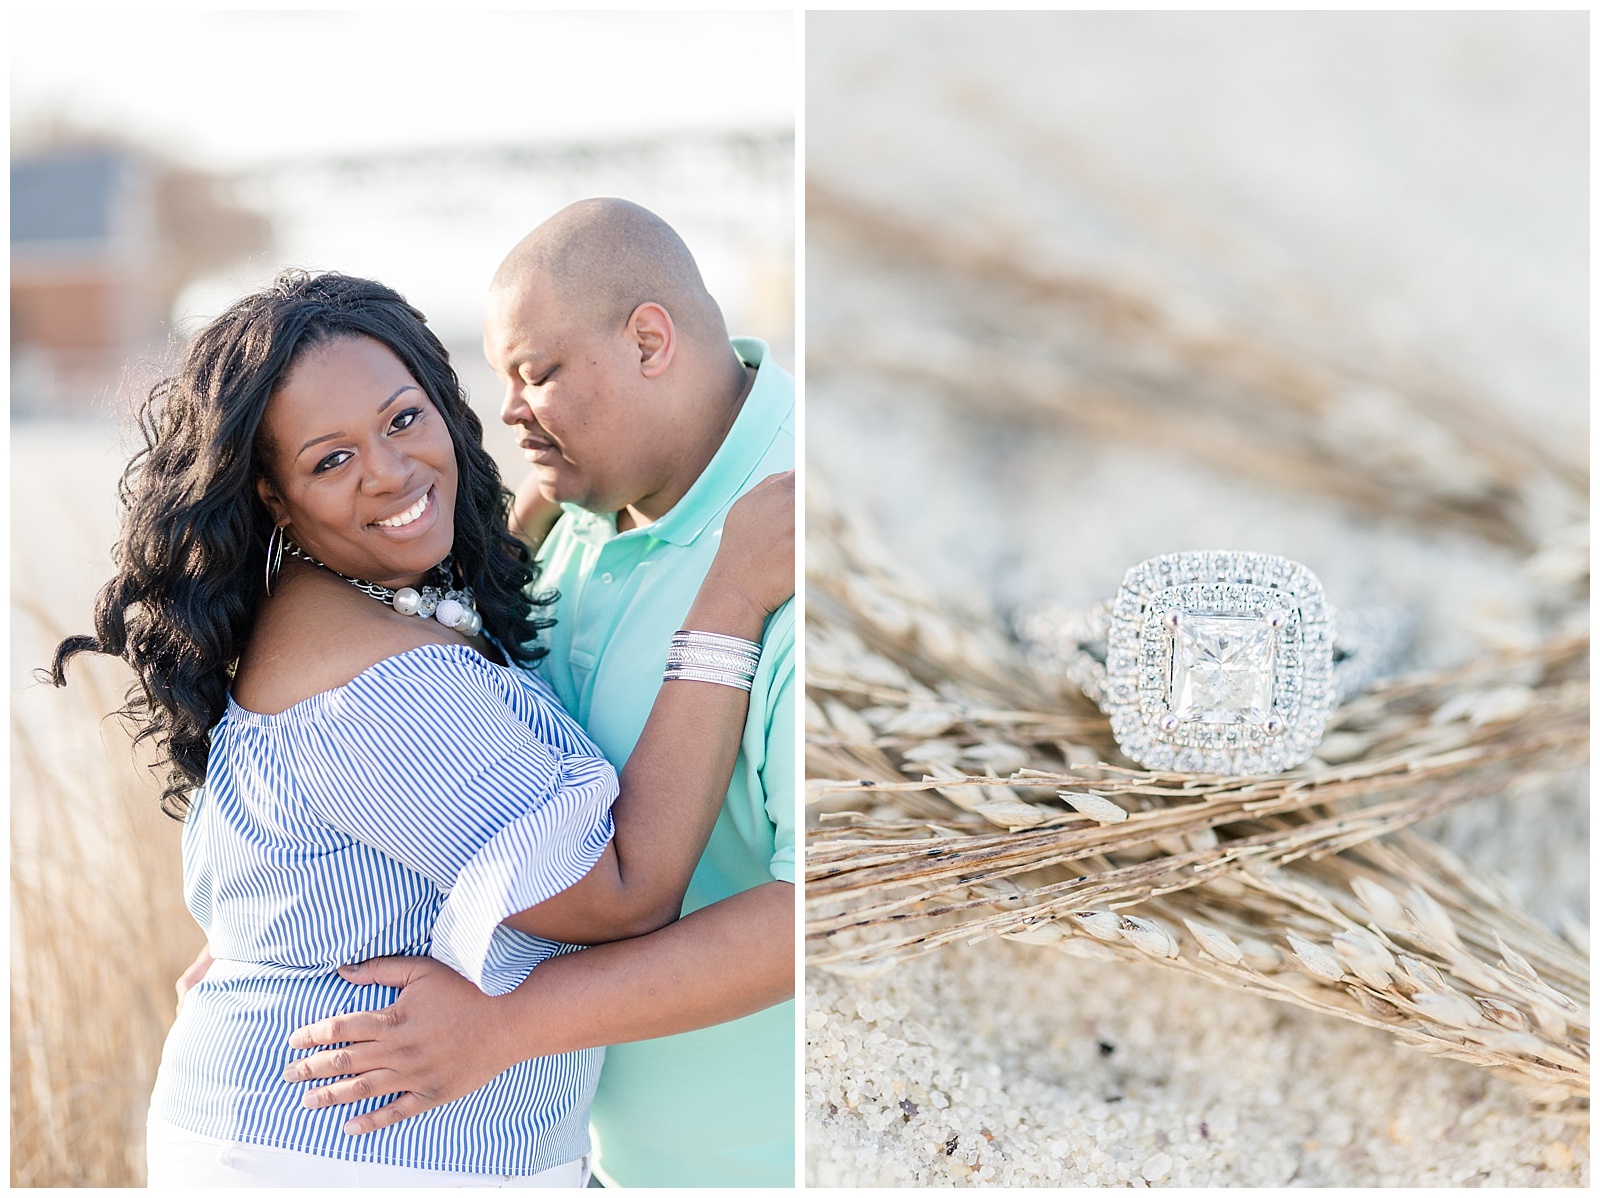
top-left (1016, 550), bottom-right (1408, 775)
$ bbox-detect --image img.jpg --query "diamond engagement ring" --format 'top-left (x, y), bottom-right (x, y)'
top-left (1016, 550), bottom-right (1409, 775)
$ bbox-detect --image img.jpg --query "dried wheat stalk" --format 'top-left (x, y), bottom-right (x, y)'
top-left (808, 181), bottom-right (1588, 554)
top-left (804, 478), bottom-right (1589, 1111)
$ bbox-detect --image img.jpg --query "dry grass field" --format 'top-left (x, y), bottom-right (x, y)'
top-left (10, 420), bottom-right (204, 1187)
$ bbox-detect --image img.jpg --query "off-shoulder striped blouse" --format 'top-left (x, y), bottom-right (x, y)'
top-left (149, 643), bottom-right (619, 1175)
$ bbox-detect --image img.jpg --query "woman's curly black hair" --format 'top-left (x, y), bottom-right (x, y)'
top-left (50, 270), bottom-right (553, 819)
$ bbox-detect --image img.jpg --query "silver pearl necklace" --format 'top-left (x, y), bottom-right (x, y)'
top-left (284, 542), bottom-right (483, 636)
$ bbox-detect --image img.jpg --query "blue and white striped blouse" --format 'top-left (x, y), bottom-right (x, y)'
top-left (149, 643), bottom-right (619, 1174)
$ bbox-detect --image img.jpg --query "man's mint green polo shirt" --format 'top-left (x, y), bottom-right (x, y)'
top-left (532, 338), bottom-right (794, 1188)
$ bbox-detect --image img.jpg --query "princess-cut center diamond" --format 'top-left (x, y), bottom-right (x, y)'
top-left (1169, 613), bottom-right (1276, 724)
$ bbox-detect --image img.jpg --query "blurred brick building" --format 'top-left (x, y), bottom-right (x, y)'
top-left (11, 139), bottom-right (270, 413)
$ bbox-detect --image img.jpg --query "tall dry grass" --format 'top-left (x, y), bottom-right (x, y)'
top-left (11, 499), bottom-right (204, 1186)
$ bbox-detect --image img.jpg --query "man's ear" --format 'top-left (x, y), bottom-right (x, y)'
top-left (256, 475), bottom-right (289, 527)
top-left (628, 302), bottom-right (677, 379)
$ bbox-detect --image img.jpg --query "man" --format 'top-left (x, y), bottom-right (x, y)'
top-left (282, 199), bottom-right (796, 1187)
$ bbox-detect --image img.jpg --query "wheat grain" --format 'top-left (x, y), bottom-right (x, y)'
top-left (805, 481), bottom-right (1589, 1108)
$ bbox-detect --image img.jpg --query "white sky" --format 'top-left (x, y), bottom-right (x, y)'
top-left (11, 10), bottom-right (796, 168)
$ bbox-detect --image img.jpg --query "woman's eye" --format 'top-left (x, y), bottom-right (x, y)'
top-left (390, 407), bottom-right (423, 433)
top-left (314, 450), bottom-right (352, 473)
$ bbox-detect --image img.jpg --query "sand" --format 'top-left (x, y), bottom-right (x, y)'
top-left (807, 936), bottom-right (1587, 1188)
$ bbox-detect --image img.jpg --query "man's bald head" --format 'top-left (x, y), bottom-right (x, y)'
top-left (491, 198), bottom-right (727, 345)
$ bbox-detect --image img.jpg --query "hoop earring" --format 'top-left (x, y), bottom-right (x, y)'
top-left (265, 525), bottom-right (286, 596)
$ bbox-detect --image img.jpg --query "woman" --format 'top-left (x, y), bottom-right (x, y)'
top-left (51, 270), bottom-right (792, 1186)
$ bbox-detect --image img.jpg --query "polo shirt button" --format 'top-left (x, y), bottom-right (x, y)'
top-left (601, 572), bottom-right (613, 584)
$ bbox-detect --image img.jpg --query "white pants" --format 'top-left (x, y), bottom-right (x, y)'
top-left (147, 1115), bottom-right (589, 1188)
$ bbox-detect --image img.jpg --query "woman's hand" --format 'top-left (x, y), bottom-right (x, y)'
top-left (174, 944), bottom-right (214, 1015)
top-left (704, 470), bottom-right (795, 621)
top-left (494, 472), bottom-right (792, 946)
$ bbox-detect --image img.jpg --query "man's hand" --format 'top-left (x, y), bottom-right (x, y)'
top-left (286, 882), bottom-right (793, 1135)
top-left (282, 956), bottom-right (513, 1135)
top-left (175, 944), bottom-right (214, 1015)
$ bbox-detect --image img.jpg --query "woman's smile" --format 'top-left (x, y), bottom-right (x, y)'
top-left (370, 485), bottom-right (437, 533)
top-left (258, 335), bottom-right (459, 588)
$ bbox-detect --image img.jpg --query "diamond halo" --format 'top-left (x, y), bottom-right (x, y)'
top-left (1102, 550), bottom-right (1336, 775)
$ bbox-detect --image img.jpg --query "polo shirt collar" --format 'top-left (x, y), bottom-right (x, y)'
top-left (559, 338), bottom-right (789, 548)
